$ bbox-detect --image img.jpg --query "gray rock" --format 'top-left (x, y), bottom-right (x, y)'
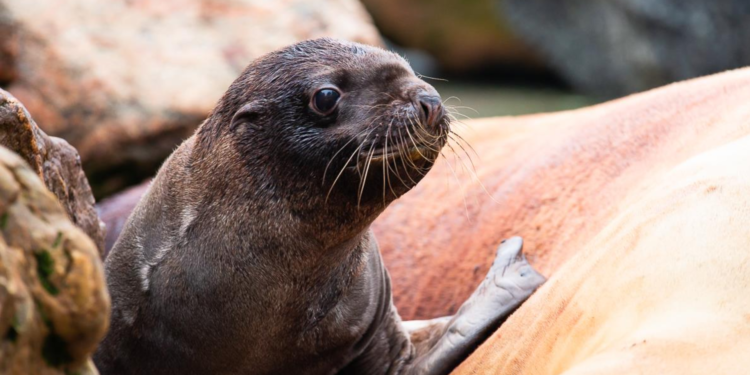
top-left (500, 0), bottom-right (750, 97)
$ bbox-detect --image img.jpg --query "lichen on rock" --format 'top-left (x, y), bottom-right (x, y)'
top-left (0, 146), bottom-right (109, 375)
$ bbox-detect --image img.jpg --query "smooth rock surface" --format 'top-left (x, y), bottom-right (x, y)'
top-left (0, 146), bottom-right (109, 375)
top-left (0, 0), bottom-right (382, 196)
top-left (500, 0), bottom-right (750, 97)
top-left (453, 106), bottom-right (750, 375)
top-left (373, 67), bottom-right (750, 320)
top-left (0, 89), bottom-right (105, 255)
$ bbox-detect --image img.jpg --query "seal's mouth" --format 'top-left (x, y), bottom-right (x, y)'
top-left (369, 144), bottom-right (435, 164)
top-left (348, 141), bottom-right (442, 172)
top-left (346, 106), bottom-right (450, 173)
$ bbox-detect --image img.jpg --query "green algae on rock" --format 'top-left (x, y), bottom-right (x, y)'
top-left (0, 146), bottom-right (110, 375)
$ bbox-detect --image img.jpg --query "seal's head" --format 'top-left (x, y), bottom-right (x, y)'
top-left (197, 38), bottom-right (449, 223)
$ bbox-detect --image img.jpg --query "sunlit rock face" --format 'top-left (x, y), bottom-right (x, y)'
top-left (452, 82), bottom-right (750, 375)
top-left (0, 0), bottom-right (382, 196)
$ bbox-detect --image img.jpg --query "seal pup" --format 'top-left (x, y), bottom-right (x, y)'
top-left (94, 38), bottom-right (545, 375)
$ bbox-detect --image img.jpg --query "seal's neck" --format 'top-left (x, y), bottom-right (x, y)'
top-left (184, 124), bottom-right (389, 334)
top-left (193, 128), bottom-right (400, 241)
top-left (190, 130), bottom-right (391, 251)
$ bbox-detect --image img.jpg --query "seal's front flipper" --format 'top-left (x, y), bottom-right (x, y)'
top-left (403, 236), bottom-right (545, 375)
top-left (401, 316), bottom-right (452, 358)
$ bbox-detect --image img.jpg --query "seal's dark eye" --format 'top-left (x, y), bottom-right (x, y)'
top-left (311, 88), bottom-right (341, 115)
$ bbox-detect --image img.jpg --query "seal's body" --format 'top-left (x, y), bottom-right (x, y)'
top-left (94, 38), bottom-right (544, 375)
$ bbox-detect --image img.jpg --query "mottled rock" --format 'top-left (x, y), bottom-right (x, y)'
top-left (0, 0), bottom-right (382, 196)
top-left (361, 0), bottom-right (540, 74)
top-left (0, 89), bottom-right (105, 256)
top-left (0, 145), bottom-right (110, 375)
top-left (500, 0), bottom-right (750, 97)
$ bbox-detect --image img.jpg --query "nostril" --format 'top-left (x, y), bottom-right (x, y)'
top-left (416, 94), bottom-right (443, 128)
top-left (419, 101), bottom-right (431, 123)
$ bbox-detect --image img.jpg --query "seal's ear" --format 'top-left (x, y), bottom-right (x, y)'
top-left (230, 102), bottom-right (263, 131)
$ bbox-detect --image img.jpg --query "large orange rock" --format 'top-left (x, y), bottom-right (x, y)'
top-left (0, 0), bottom-right (381, 196)
top-left (452, 102), bottom-right (750, 375)
top-left (373, 67), bottom-right (750, 320)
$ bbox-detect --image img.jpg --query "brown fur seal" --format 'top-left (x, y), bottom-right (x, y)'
top-left (93, 38), bottom-right (545, 375)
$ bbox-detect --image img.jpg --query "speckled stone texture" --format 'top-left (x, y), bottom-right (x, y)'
top-left (0, 0), bottom-right (382, 195)
top-left (0, 145), bottom-right (109, 375)
top-left (0, 89), bottom-right (105, 256)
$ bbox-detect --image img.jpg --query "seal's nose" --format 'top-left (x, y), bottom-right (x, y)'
top-left (416, 93), bottom-right (444, 129)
